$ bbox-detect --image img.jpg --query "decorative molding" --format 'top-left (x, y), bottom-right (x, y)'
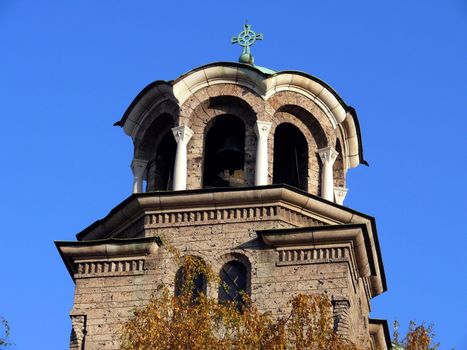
top-left (144, 205), bottom-right (326, 228)
top-left (318, 146), bottom-right (339, 165)
top-left (258, 225), bottom-right (376, 291)
top-left (332, 298), bottom-right (350, 338)
top-left (277, 246), bottom-right (350, 265)
top-left (171, 125), bottom-right (194, 144)
top-left (69, 314), bottom-right (86, 350)
top-left (74, 258), bottom-right (145, 278)
top-left (254, 120), bottom-right (272, 139)
top-left (55, 237), bottom-right (159, 281)
top-left (275, 245), bottom-right (360, 292)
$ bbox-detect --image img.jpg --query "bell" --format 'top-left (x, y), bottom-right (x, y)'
top-left (216, 136), bottom-right (244, 155)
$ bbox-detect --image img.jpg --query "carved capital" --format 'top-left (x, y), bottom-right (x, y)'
top-left (171, 125), bottom-right (194, 144)
top-left (334, 186), bottom-right (349, 205)
top-left (318, 146), bottom-right (339, 165)
top-left (131, 158), bottom-right (148, 178)
top-left (254, 120), bottom-right (272, 139)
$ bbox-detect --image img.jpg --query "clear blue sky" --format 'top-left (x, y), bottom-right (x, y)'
top-left (1, 1), bottom-right (466, 348)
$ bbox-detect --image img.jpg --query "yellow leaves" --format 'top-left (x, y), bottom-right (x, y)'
top-left (393, 321), bottom-right (439, 350)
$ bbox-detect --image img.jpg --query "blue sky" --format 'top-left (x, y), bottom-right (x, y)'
top-left (0, 1), bottom-right (466, 348)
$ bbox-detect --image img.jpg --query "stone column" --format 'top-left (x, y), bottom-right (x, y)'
top-left (254, 120), bottom-right (272, 186)
top-left (131, 159), bottom-right (148, 194)
top-left (172, 125), bottom-right (194, 191)
top-left (318, 146), bottom-right (338, 201)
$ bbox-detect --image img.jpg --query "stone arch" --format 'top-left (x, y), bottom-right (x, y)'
top-left (134, 112), bottom-right (177, 192)
top-left (270, 105), bottom-right (329, 195)
top-left (273, 123), bottom-right (309, 191)
top-left (179, 85), bottom-right (270, 189)
top-left (267, 91), bottom-right (335, 142)
top-left (203, 114), bottom-right (246, 188)
top-left (214, 252), bottom-right (252, 306)
top-left (133, 98), bottom-right (179, 155)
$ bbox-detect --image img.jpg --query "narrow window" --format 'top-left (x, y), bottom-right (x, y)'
top-left (273, 123), bottom-right (308, 190)
top-left (203, 115), bottom-right (246, 188)
top-left (153, 130), bottom-right (176, 191)
top-left (219, 261), bottom-right (248, 307)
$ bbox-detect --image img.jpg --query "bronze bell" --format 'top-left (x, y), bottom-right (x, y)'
top-left (216, 136), bottom-right (244, 156)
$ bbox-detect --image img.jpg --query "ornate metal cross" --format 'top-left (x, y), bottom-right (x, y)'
top-left (231, 24), bottom-right (263, 64)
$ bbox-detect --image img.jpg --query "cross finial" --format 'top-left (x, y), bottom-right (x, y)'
top-left (231, 23), bottom-right (263, 65)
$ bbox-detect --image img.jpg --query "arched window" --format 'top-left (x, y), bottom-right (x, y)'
top-left (203, 115), bottom-right (246, 188)
top-left (218, 261), bottom-right (248, 307)
top-left (273, 123), bottom-right (308, 190)
top-left (174, 259), bottom-right (206, 301)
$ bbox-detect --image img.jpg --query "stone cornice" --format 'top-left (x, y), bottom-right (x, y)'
top-left (369, 319), bottom-right (391, 350)
top-left (257, 224), bottom-right (374, 279)
top-left (76, 185), bottom-right (371, 240)
top-left (55, 237), bottom-right (160, 282)
top-left (71, 185), bottom-right (386, 295)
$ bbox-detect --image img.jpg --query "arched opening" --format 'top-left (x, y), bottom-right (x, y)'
top-left (175, 258), bottom-right (207, 302)
top-left (218, 261), bottom-right (248, 308)
top-left (150, 130), bottom-right (176, 191)
top-left (273, 123), bottom-right (308, 190)
top-left (138, 113), bottom-right (176, 192)
top-left (203, 115), bottom-right (246, 188)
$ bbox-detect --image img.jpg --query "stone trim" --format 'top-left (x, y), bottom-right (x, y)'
top-left (74, 257), bottom-right (145, 279)
top-left (144, 205), bottom-right (325, 228)
top-left (258, 224), bottom-right (375, 279)
top-left (55, 237), bottom-right (159, 281)
top-left (332, 298), bottom-right (350, 338)
top-left (69, 314), bottom-right (86, 350)
top-left (369, 319), bottom-right (391, 350)
top-left (275, 244), bottom-right (360, 293)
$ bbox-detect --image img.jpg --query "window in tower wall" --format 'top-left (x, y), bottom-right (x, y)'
top-left (218, 261), bottom-right (248, 308)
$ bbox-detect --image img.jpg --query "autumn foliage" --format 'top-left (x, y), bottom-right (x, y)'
top-left (120, 254), bottom-right (438, 350)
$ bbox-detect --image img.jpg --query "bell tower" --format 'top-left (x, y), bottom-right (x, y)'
top-left (56, 25), bottom-right (390, 350)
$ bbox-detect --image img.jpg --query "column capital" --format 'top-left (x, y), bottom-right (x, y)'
top-left (172, 125), bottom-right (194, 144)
top-left (254, 120), bottom-right (272, 139)
top-left (131, 158), bottom-right (148, 177)
top-left (318, 146), bottom-right (339, 164)
top-left (334, 186), bottom-right (349, 205)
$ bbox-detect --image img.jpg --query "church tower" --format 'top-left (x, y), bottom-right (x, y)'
top-left (56, 25), bottom-right (390, 349)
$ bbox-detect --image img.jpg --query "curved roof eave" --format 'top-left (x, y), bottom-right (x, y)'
top-left (116, 62), bottom-right (368, 166)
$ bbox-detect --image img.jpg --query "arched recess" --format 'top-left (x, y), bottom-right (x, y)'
top-left (174, 256), bottom-right (207, 301)
top-left (271, 105), bottom-right (328, 195)
top-left (218, 260), bottom-right (249, 308)
top-left (273, 123), bottom-right (309, 190)
top-left (203, 115), bottom-right (246, 188)
top-left (179, 87), bottom-right (270, 189)
top-left (136, 113), bottom-right (177, 192)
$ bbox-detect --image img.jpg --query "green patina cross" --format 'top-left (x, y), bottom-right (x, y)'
top-left (231, 24), bottom-right (263, 65)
